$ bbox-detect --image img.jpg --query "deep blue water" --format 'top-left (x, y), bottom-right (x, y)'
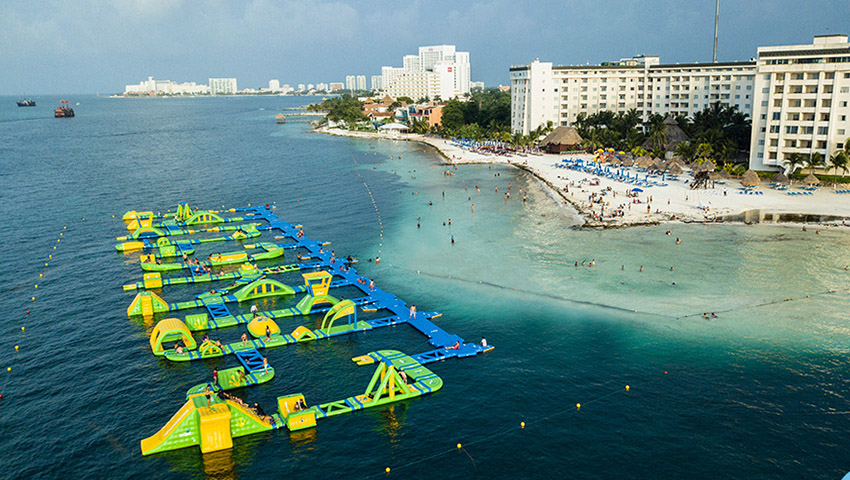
top-left (1, 95), bottom-right (850, 479)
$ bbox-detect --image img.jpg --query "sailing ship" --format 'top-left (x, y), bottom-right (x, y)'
top-left (54, 100), bottom-right (75, 118)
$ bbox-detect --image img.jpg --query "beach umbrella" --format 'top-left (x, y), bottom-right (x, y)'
top-left (708, 171), bottom-right (722, 181)
top-left (668, 164), bottom-right (683, 175)
top-left (631, 188), bottom-right (644, 193)
top-left (609, 156), bottom-right (621, 166)
top-left (651, 159), bottom-right (666, 171)
top-left (803, 173), bottom-right (819, 185)
top-left (719, 169), bottom-right (731, 179)
top-left (741, 169), bottom-right (760, 187)
top-left (771, 172), bottom-right (790, 184)
top-left (620, 156), bottom-right (634, 166)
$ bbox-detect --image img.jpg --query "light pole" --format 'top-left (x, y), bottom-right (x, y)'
top-left (713, 0), bottom-right (720, 63)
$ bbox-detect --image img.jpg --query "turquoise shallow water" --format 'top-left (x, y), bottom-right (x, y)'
top-left (1, 96), bottom-right (850, 479)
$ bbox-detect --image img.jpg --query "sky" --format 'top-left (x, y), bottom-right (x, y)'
top-left (2, 0), bottom-right (849, 94)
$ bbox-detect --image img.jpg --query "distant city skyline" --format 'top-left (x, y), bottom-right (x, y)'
top-left (1, 1), bottom-right (849, 94)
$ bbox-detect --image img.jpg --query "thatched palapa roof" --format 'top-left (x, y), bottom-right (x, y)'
top-left (772, 172), bottom-right (790, 184)
top-left (741, 169), bottom-right (760, 187)
top-left (667, 164), bottom-right (683, 175)
top-left (620, 156), bottom-right (634, 166)
top-left (540, 127), bottom-right (583, 147)
top-left (699, 160), bottom-right (717, 172)
top-left (719, 169), bottom-right (731, 179)
top-left (803, 173), bottom-right (820, 185)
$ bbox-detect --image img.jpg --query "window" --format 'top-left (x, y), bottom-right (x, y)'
top-left (818, 126), bottom-right (828, 135)
top-left (772, 112), bottom-right (781, 120)
top-left (770, 125), bottom-right (780, 133)
top-left (785, 126), bottom-right (798, 134)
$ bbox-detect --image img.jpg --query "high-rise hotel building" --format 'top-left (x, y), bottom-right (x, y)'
top-left (511, 35), bottom-right (850, 171)
top-left (749, 35), bottom-right (850, 170)
top-left (380, 45), bottom-right (471, 100)
top-left (509, 57), bottom-right (755, 135)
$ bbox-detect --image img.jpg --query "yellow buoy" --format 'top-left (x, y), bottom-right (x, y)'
top-left (15, 345), bottom-right (19, 351)
top-left (57, 239), bottom-right (60, 243)
top-left (53, 246), bottom-right (56, 250)
top-left (31, 297), bottom-right (35, 301)
top-left (60, 233), bottom-right (63, 237)
top-left (39, 274), bottom-right (43, 278)
top-left (385, 467), bottom-right (391, 474)
top-left (34, 285), bottom-right (38, 289)
top-left (456, 443), bottom-right (462, 450)
top-left (576, 403), bottom-right (581, 410)
top-left (520, 422), bottom-right (525, 429)
top-left (49, 255), bottom-right (52, 258)
top-left (64, 226), bottom-right (67, 229)
top-left (625, 385), bottom-right (630, 391)
top-left (6, 367), bottom-right (10, 372)
top-left (21, 327), bottom-right (25, 332)
top-left (45, 263), bottom-right (48, 267)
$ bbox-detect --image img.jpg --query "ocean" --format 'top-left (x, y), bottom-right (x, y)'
top-left (1, 95), bottom-right (849, 479)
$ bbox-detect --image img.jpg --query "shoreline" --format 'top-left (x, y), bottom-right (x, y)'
top-left (316, 126), bottom-right (850, 229)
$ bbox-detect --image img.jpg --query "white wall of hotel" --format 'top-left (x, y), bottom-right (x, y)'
top-left (510, 35), bottom-right (850, 172)
top-left (510, 59), bottom-right (755, 136)
top-left (749, 35), bottom-right (850, 172)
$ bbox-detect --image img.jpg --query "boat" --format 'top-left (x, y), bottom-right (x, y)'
top-left (275, 113), bottom-right (286, 124)
top-left (54, 100), bottom-right (75, 118)
top-left (16, 99), bottom-right (36, 107)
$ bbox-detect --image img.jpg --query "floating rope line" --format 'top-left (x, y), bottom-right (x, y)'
top-left (365, 375), bottom-right (661, 478)
top-left (352, 155), bottom-right (383, 257)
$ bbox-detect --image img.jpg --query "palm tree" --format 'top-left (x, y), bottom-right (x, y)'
top-left (649, 122), bottom-right (667, 152)
top-left (807, 151), bottom-right (825, 174)
top-left (829, 150), bottom-right (849, 187)
top-left (784, 152), bottom-right (805, 184)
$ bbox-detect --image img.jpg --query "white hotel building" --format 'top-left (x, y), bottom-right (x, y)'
top-left (512, 35), bottom-right (850, 171)
top-left (381, 45), bottom-right (471, 100)
top-left (209, 78), bottom-right (237, 95)
top-left (510, 57), bottom-right (755, 135)
top-left (749, 35), bottom-right (850, 170)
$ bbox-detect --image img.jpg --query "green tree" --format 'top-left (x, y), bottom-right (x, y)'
top-left (784, 152), bottom-right (806, 183)
top-left (829, 150), bottom-right (848, 186)
top-left (807, 151), bottom-right (825, 174)
top-left (440, 99), bottom-right (465, 133)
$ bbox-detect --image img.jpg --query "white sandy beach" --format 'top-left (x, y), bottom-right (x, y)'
top-left (319, 127), bottom-right (850, 227)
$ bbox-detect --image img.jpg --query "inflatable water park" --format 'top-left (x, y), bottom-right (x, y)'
top-left (116, 202), bottom-right (493, 456)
